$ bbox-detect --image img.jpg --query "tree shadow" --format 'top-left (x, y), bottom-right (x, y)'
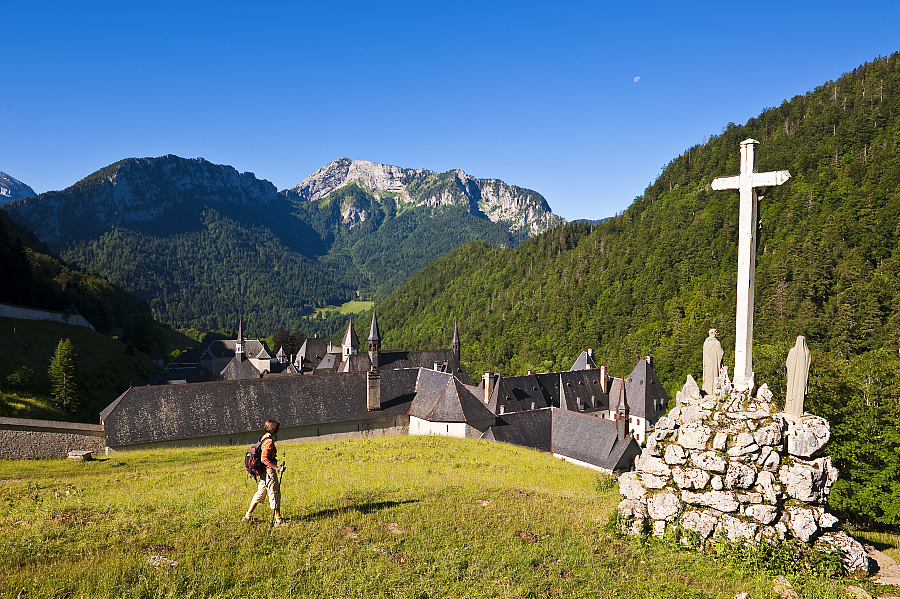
top-left (294, 499), bottom-right (419, 522)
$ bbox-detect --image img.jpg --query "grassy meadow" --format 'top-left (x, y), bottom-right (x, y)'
top-left (0, 436), bottom-right (893, 598)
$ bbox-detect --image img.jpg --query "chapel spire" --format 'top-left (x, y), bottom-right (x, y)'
top-left (342, 318), bottom-right (359, 358)
top-left (236, 315), bottom-right (245, 361)
top-left (451, 320), bottom-right (460, 360)
top-left (367, 310), bottom-right (381, 367)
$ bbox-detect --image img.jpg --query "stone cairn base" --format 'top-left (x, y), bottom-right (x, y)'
top-left (617, 369), bottom-right (870, 574)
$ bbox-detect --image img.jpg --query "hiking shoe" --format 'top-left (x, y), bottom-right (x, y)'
top-left (242, 516), bottom-right (255, 523)
top-left (274, 519), bottom-right (287, 527)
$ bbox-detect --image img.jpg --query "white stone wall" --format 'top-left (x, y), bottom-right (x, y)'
top-left (409, 416), bottom-right (493, 438)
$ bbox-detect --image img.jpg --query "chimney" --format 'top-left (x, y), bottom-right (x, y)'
top-left (600, 365), bottom-right (608, 394)
top-left (616, 384), bottom-right (628, 442)
top-left (483, 372), bottom-right (493, 405)
top-left (366, 367), bottom-right (381, 411)
top-left (588, 348), bottom-right (594, 358)
top-left (646, 355), bottom-right (653, 367)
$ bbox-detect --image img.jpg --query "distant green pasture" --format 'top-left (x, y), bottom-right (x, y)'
top-left (314, 300), bottom-right (375, 316)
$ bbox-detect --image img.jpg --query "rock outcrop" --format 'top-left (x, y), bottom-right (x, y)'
top-left (288, 158), bottom-right (564, 236)
top-left (0, 171), bottom-right (36, 201)
top-left (617, 372), bottom-right (871, 574)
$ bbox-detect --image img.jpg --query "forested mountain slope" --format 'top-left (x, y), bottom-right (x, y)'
top-left (3, 157), bottom-right (559, 332)
top-left (375, 53), bottom-right (900, 525)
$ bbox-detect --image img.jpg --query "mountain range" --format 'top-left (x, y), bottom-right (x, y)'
top-left (2, 157), bottom-right (562, 333)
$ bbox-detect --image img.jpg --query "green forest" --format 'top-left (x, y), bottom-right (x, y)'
top-left (371, 53), bottom-right (900, 526)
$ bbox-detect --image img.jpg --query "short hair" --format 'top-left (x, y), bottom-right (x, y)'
top-left (264, 420), bottom-right (280, 435)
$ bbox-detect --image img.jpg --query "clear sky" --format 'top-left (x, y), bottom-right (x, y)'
top-left (2, 1), bottom-right (898, 221)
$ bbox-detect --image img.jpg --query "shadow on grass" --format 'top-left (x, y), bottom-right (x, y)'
top-left (295, 499), bottom-right (419, 522)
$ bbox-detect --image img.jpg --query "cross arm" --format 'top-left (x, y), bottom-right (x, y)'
top-left (711, 175), bottom-right (740, 190)
top-left (750, 170), bottom-right (791, 187)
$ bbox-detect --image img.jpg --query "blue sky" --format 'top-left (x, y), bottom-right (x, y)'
top-left (2, 1), bottom-right (899, 221)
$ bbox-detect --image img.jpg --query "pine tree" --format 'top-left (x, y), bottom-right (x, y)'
top-left (48, 338), bottom-right (80, 414)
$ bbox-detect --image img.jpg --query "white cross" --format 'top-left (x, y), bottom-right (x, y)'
top-left (712, 139), bottom-right (790, 389)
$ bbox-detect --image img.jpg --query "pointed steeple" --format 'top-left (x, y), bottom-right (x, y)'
top-left (616, 380), bottom-right (628, 442)
top-left (367, 311), bottom-right (381, 350)
top-left (451, 320), bottom-right (460, 360)
top-left (236, 315), bottom-right (245, 361)
top-left (342, 318), bottom-right (359, 357)
top-left (367, 311), bottom-right (381, 367)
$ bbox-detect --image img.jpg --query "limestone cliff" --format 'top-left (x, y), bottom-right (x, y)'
top-left (288, 158), bottom-right (564, 236)
top-left (0, 171), bottom-right (36, 201)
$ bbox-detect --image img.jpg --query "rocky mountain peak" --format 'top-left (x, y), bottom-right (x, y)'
top-left (289, 158), bottom-right (564, 236)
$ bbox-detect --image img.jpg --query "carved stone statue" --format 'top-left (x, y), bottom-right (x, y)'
top-left (702, 329), bottom-right (724, 396)
top-left (785, 335), bottom-right (811, 416)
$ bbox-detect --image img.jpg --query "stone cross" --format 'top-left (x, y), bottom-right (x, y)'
top-left (712, 139), bottom-right (790, 388)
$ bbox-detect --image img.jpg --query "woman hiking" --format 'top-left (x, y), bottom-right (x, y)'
top-left (244, 420), bottom-right (287, 525)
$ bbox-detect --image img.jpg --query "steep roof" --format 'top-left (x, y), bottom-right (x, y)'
top-left (482, 409), bottom-right (552, 452)
top-left (102, 368), bottom-right (420, 447)
top-left (367, 310), bottom-right (381, 343)
top-left (409, 369), bottom-right (494, 423)
top-left (569, 350), bottom-right (597, 371)
top-left (624, 359), bottom-right (670, 420)
top-left (342, 319), bottom-right (360, 349)
top-left (297, 337), bottom-right (330, 370)
top-left (221, 357), bottom-right (262, 381)
top-left (550, 408), bottom-right (641, 471)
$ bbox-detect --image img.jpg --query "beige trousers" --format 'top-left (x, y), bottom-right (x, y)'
top-left (251, 468), bottom-right (281, 510)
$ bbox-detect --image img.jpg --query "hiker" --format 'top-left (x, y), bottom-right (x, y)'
top-left (244, 420), bottom-right (287, 525)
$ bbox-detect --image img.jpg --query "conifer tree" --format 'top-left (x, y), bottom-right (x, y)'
top-left (48, 338), bottom-right (80, 413)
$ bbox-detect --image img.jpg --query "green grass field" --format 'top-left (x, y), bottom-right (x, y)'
top-left (0, 436), bottom-right (892, 598)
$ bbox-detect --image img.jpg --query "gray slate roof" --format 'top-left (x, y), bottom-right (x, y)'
top-left (102, 368), bottom-right (419, 447)
top-left (569, 350), bottom-right (598, 371)
top-left (624, 359), bottom-right (670, 420)
top-left (482, 409), bottom-right (552, 452)
top-left (496, 370), bottom-right (610, 414)
top-left (409, 369), bottom-right (495, 422)
top-left (550, 408), bottom-right (641, 471)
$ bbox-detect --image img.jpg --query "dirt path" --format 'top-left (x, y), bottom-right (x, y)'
top-left (870, 549), bottom-right (900, 586)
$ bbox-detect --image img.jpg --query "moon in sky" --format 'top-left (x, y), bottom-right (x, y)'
top-left (634, 76), bottom-right (641, 83)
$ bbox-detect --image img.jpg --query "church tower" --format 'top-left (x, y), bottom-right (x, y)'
top-left (451, 321), bottom-right (460, 361)
top-left (367, 310), bottom-right (381, 367)
top-left (236, 315), bottom-right (245, 361)
top-left (342, 318), bottom-right (359, 358)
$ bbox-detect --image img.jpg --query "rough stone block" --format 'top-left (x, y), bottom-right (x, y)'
top-left (785, 415), bottom-right (830, 458)
top-left (681, 490), bottom-right (739, 512)
top-left (681, 509), bottom-right (719, 539)
top-left (681, 375), bottom-right (701, 401)
top-left (725, 463), bottom-right (757, 489)
top-left (711, 475), bottom-right (724, 490)
top-left (727, 432), bottom-right (759, 456)
top-left (754, 471), bottom-right (780, 504)
top-left (648, 491), bottom-right (682, 521)
top-left (672, 467), bottom-right (710, 490)
top-left (753, 421), bottom-right (783, 447)
top-left (664, 444), bottom-right (688, 465)
top-left (619, 472), bottom-right (646, 500)
top-left (787, 506), bottom-right (819, 542)
top-left (678, 421), bottom-right (712, 450)
top-left (816, 531), bottom-right (872, 575)
top-left (691, 451), bottom-right (727, 473)
top-left (779, 457), bottom-right (838, 504)
top-left (718, 514), bottom-right (759, 542)
top-left (712, 432), bottom-right (728, 451)
top-left (744, 504), bottom-right (778, 524)
top-left (641, 473), bottom-right (667, 489)
top-left (636, 455), bottom-right (672, 477)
